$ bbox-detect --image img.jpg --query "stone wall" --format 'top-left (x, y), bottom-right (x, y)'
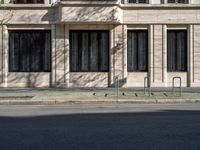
top-left (1, 3), bottom-right (200, 87)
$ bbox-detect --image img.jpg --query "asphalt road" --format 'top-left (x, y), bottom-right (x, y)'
top-left (0, 104), bottom-right (200, 150)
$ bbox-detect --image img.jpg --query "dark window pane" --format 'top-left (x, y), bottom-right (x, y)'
top-left (90, 32), bottom-right (99, 71)
top-left (168, 0), bottom-right (175, 3)
top-left (81, 32), bottom-right (89, 71)
top-left (15, 0), bottom-right (25, 3)
top-left (129, 0), bottom-right (137, 3)
top-left (44, 32), bottom-right (51, 71)
top-left (37, 0), bottom-right (44, 3)
top-left (99, 32), bottom-right (109, 71)
top-left (168, 0), bottom-right (188, 3)
top-left (138, 0), bottom-right (147, 3)
top-left (20, 33), bottom-right (30, 71)
top-left (138, 31), bottom-right (148, 71)
top-left (167, 32), bottom-right (176, 71)
top-left (167, 30), bottom-right (187, 72)
top-left (178, 0), bottom-right (188, 3)
top-left (127, 30), bottom-right (148, 72)
top-left (127, 32), bottom-right (137, 71)
top-left (15, 0), bottom-right (44, 3)
top-left (9, 33), bottom-right (19, 71)
top-left (26, 0), bottom-right (34, 3)
top-left (9, 30), bottom-right (51, 72)
top-left (70, 31), bottom-right (79, 72)
top-left (70, 30), bottom-right (109, 72)
top-left (128, 0), bottom-right (148, 3)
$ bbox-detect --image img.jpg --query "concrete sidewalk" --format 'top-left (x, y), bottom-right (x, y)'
top-left (0, 88), bottom-right (200, 105)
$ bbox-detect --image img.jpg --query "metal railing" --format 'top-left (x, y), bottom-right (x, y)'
top-left (172, 77), bottom-right (182, 96)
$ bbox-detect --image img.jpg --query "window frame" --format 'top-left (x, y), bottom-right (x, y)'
top-left (69, 30), bottom-right (110, 73)
top-left (127, 30), bottom-right (148, 72)
top-left (9, 30), bottom-right (52, 72)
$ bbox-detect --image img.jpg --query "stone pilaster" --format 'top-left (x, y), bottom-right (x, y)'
top-left (162, 24), bottom-right (167, 86)
top-left (1, 25), bottom-right (8, 88)
top-left (110, 25), bottom-right (125, 87)
top-left (65, 24), bottom-right (70, 87)
top-left (193, 25), bottom-right (200, 86)
top-left (54, 24), bottom-right (65, 87)
top-left (151, 24), bottom-right (165, 87)
top-left (51, 24), bottom-right (56, 87)
top-left (122, 24), bottom-right (128, 87)
top-left (148, 25), bottom-right (154, 87)
top-left (188, 25), bottom-right (194, 87)
top-left (0, 26), bottom-right (2, 86)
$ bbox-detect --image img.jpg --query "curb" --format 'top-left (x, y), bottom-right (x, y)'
top-left (0, 99), bottom-right (200, 105)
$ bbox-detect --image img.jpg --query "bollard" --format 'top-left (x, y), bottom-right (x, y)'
top-left (144, 77), bottom-right (151, 96)
top-left (115, 77), bottom-right (119, 101)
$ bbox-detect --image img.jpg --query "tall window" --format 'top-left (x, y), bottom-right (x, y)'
top-left (168, 0), bottom-right (188, 3)
top-left (9, 30), bottom-right (51, 72)
top-left (167, 30), bottom-right (187, 72)
top-left (70, 30), bottom-right (109, 72)
top-left (127, 30), bottom-right (148, 72)
top-left (128, 0), bottom-right (148, 3)
top-left (14, 0), bottom-right (44, 4)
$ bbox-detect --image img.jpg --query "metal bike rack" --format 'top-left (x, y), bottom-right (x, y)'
top-left (172, 77), bottom-right (182, 96)
top-left (144, 77), bottom-right (151, 96)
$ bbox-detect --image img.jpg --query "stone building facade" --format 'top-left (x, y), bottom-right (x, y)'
top-left (0, 0), bottom-right (200, 88)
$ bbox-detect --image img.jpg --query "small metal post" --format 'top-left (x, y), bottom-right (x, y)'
top-left (115, 77), bottom-right (119, 100)
top-left (144, 77), bottom-right (151, 96)
top-left (148, 76), bottom-right (151, 97)
top-left (144, 77), bottom-right (148, 95)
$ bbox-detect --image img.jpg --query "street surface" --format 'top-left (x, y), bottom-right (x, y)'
top-left (0, 104), bottom-right (200, 150)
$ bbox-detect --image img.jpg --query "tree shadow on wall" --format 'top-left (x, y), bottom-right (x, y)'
top-left (7, 72), bottom-right (52, 88)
